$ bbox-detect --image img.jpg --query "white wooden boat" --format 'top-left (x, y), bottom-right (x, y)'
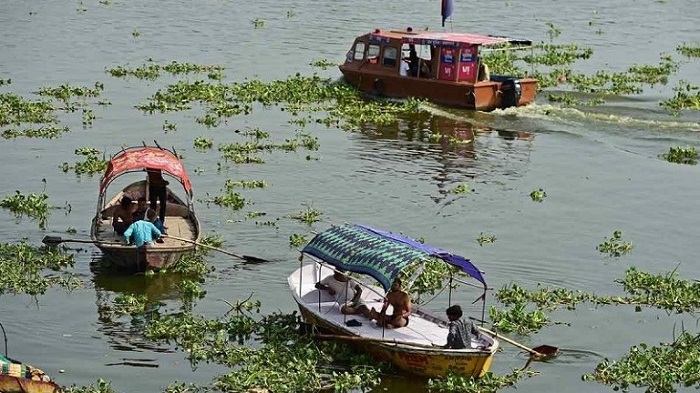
top-left (288, 224), bottom-right (499, 378)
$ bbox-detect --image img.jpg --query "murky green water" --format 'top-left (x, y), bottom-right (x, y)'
top-left (1, 0), bottom-right (699, 391)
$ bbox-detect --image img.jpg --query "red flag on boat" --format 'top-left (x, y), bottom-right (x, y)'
top-left (442, 0), bottom-right (454, 26)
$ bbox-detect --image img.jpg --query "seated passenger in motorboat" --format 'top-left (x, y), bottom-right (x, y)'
top-left (369, 278), bottom-right (411, 329)
top-left (315, 269), bottom-right (371, 318)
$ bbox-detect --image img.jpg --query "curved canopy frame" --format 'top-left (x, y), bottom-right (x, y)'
top-left (99, 146), bottom-right (193, 198)
top-left (301, 224), bottom-right (486, 291)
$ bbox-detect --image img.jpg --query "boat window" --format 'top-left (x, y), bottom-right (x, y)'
top-left (353, 42), bottom-right (366, 61)
top-left (383, 47), bottom-right (397, 67)
top-left (367, 44), bottom-right (380, 64)
top-left (401, 43), bottom-right (433, 78)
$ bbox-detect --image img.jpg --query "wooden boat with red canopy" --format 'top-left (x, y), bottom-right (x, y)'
top-left (339, 28), bottom-right (537, 111)
top-left (89, 145), bottom-right (201, 271)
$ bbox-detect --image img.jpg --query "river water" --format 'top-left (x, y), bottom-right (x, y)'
top-left (1, 0), bottom-right (699, 392)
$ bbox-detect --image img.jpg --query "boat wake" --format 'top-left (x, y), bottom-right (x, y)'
top-left (493, 104), bottom-right (700, 132)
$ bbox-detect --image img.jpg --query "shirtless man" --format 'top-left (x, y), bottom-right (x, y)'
top-left (370, 278), bottom-right (411, 329)
top-left (111, 196), bottom-right (135, 236)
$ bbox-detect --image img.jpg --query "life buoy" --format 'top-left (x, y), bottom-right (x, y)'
top-left (373, 78), bottom-right (384, 96)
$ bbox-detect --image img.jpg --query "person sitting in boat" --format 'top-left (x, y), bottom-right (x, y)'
top-left (442, 304), bottom-right (481, 349)
top-left (123, 215), bottom-right (162, 247)
top-left (112, 196), bottom-right (135, 236)
top-left (315, 269), bottom-right (371, 317)
top-left (132, 197), bottom-right (155, 222)
top-left (146, 208), bottom-right (167, 235)
top-left (477, 61), bottom-right (490, 82)
top-left (370, 278), bottom-right (411, 329)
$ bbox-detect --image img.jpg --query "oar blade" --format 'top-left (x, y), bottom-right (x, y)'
top-left (42, 235), bottom-right (64, 246)
top-left (532, 345), bottom-right (559, 358)
top-left (242, 255), bottom-right (270, 264)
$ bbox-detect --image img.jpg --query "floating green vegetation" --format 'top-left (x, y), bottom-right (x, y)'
top-left (59, 147), bottom-right (108, 176)
top-left (251, 18), bottom-right (265, 28)
top-left (132, 29), bottom-right (140, 38)
top-left (64, 379), bottom-right (115, 393)
top-left (289, 206), bottom-right (322, 225)
top-left (660, 81), bottom-right (700, 113)
top-left (428, 368), bottom-right (539, 393)
top-left (310, 59), bottom-right (337, 70)
top-left (0, 241), bottom-right (78, 296)
top-left (135, 74), bottom-right (427, 132)
top-left (107, 61), bottom-right (225, 80)
top-left (449, 183), bottom-right (472, 194)
top-left (113, 293), bottom-right (149, 315)
top-left (0, 184), bottom-right (52, 229)
top-left (659, 146), bottom-right (698, 165)
top-left (597, 230), bottom-right (634, 257)
top-left (193, 136), bottom-right (213, 150)
top-left (676, 43), bottom-right (700, 58)
top-left (529, 188), bottom-right (547, 202)
top-left (37, 82), bottom-right (103, 103)
top-left (144, 301), bottom-right (382, 393)
top-left (403, 258), bottom-right (462, 303)
top-left (0, 78), bottom-right (11, 86)
top-left (583, 331), bottom-right (700, 393)
top-left (163, 120), bottom-right (177, 132)
top-left (225, 179), bottom-right (267, 189)
top-left (289, 233), bottom-right (308, 247)
top-left (246, 211), bottom-right (266, 218)
top-left (205, 180), bottom-right (248, 210)
top-left (545, 21), bottom-right (562, 40)
top-left (0, 92), bottom-right (56, 126)
top-left (170, 252), bottom-right (213, 277)
top-left (476, 233), bottom-right (497, 246)
top-left (496, 283), bottom-right (591, 312)
top-left (617, 266), bottom-right (700, 314)
top-left (488, 303), bottom-right (551, 335)
top-left (1, 125), bottom-right (70, 139)
top-left (200, 233), bottom-right (223, 248)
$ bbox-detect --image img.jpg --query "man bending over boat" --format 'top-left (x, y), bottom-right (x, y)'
top-left (370, 278), bottom-right (411, 329)
top-left (123, 215), bottom-right (163, 247)
top-left (315, 269), bottom-right (371, 318)
top-left (442, 304), bottom-right (481, 349)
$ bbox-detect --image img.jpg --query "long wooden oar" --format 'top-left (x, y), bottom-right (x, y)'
top-left (163, 234), bottom-right (269, 264)
top-left (42, 235), bottom-right (123, 247)
top-left (476, 326), bottom-right (557, 359)
top-left (314, 333), bottom-right (438, 349)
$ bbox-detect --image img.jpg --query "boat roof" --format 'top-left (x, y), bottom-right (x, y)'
top-left (301, 224), bottom-right (486, 291)
top-left (99, 146), bottom-right (193, 196)
top-left (367, 29), bottom-right (531, 47)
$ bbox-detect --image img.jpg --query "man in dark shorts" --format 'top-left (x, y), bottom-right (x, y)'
top-left (370, 278), bottom-right (411, 329)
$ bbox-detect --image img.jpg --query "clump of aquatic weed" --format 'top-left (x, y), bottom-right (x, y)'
top-left (428, 368), bottom-right (539, 393)
top-left (596, 230), bottom-right (634, 257)
top-left (289, 205), bottom-right (323, 225)
top-left (59, 147), bottom-right (108, 176)
top-left (583, 330), bottom-right (700, 393)
top-left (659, 146), bottom-right (698, 164)
top-left (0, 181), bottom-right (52, 229)
top-left (0, 241), bottom-right (79, 296)
top-left (529, 188), bottom-right (547, 202)
top-left (143, 298), bottom-right (383, 393)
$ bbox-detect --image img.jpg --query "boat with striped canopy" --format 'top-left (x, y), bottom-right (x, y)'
top-left (288, 223), bottom-right (498, 378)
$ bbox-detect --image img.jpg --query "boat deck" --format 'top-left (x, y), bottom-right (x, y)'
top-left (290, 264), bottom-right (494, 350)
top-left (95, 216), bottom-right (198, 248)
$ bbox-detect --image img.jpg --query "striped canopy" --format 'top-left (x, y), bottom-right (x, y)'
top-left (301, 224), bottom-right (486, 291)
